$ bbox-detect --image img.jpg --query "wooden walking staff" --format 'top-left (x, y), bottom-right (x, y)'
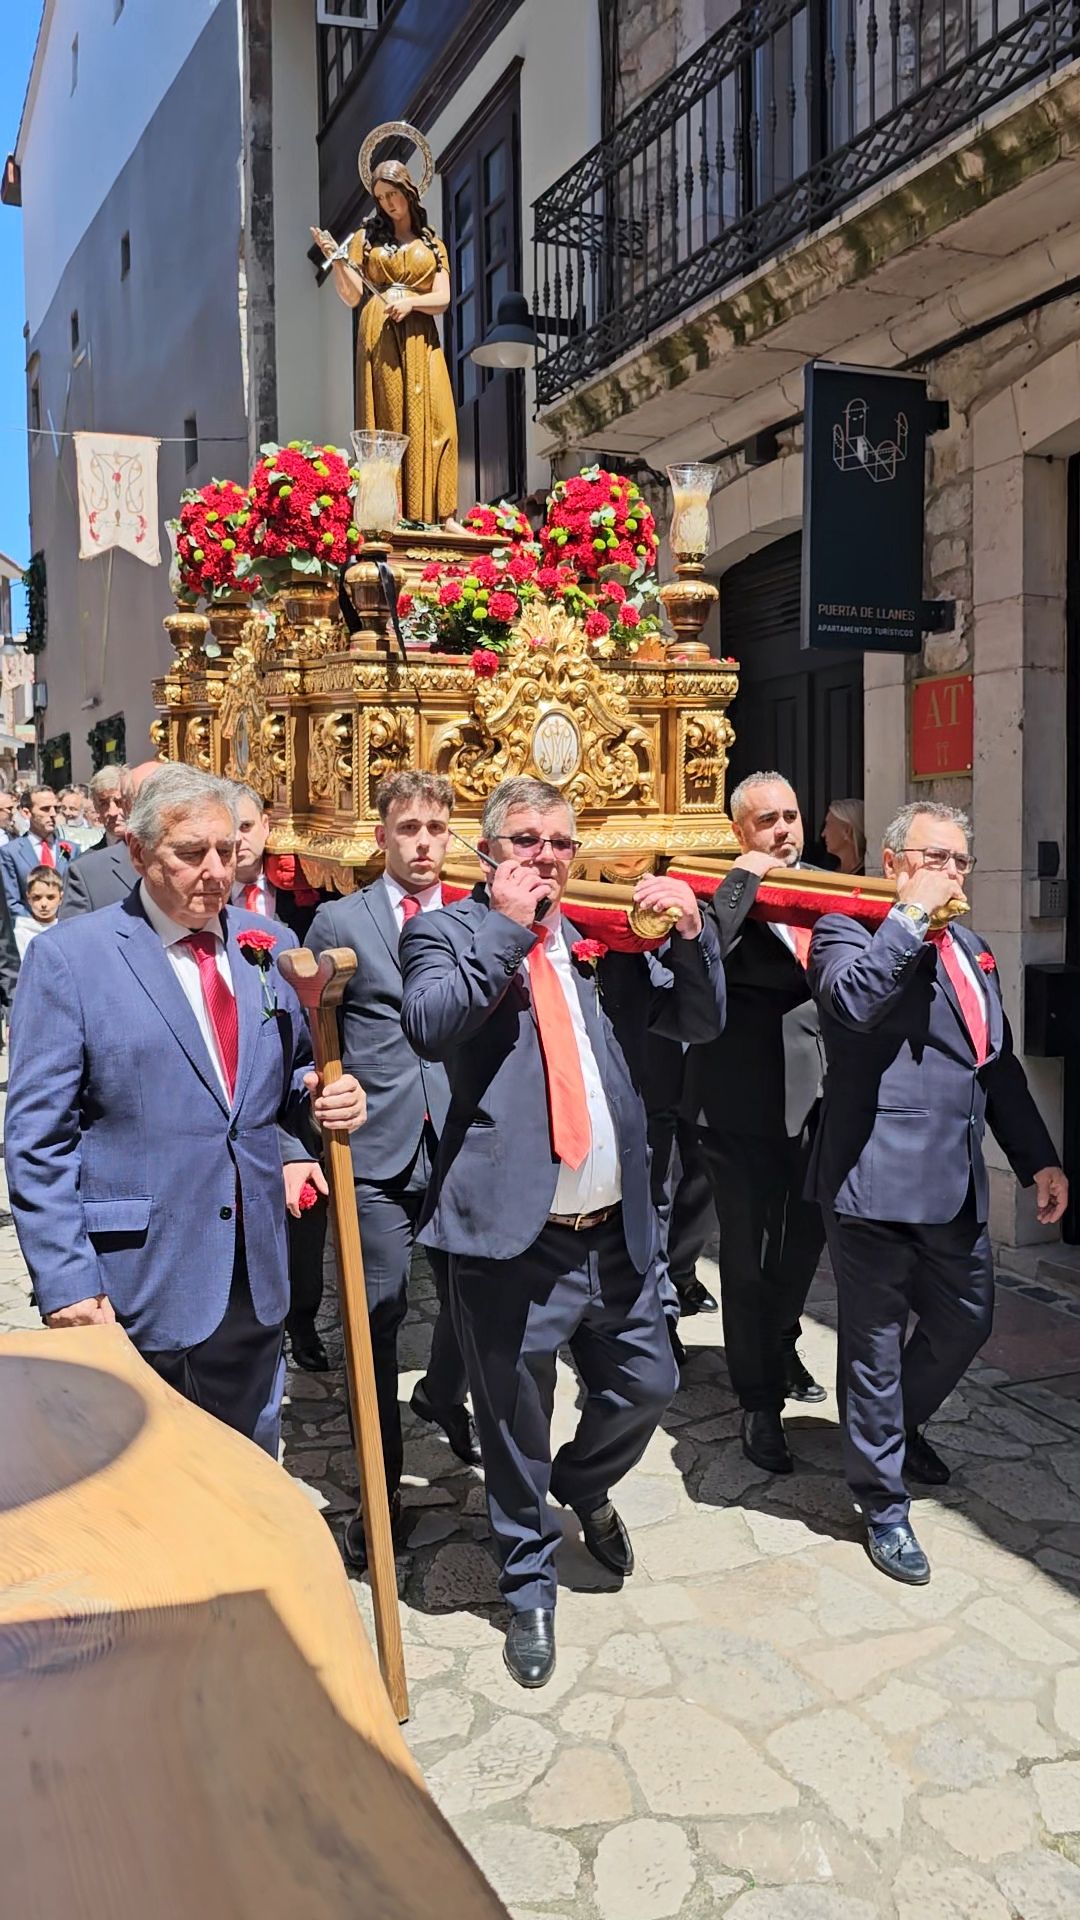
top-left (277, 945), bottom-right (409, 1724)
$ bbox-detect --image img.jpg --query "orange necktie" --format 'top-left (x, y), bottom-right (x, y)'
top-left (528, 927), bottom-right (592, 1171)
top-left (789, 925), bottom-right (812, 968)
top-left (929, 929), bottom-right (989, 1065)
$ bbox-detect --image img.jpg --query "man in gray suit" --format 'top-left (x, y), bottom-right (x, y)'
top-left (809, 801), bottom-right (1068, 1585)
top-left (401, 776), bottom-right (725, 1686)
top-left (304, 770), bottom-right (476, 1570)
top-left (59, 762), bottom-right (159, 918)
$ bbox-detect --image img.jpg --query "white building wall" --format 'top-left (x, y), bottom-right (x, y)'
top-left (18, 0), bottom-right (229, 337)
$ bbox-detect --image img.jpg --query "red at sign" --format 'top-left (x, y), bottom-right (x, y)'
top-left (910, 673), bottom-right (973, 780)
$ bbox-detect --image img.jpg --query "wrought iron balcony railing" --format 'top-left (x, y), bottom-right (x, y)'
top-left (532, 0), bottom-right (1080, 409)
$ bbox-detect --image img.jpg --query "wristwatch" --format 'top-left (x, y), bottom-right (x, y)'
top-left (891, 901), bottom-right (930, 934)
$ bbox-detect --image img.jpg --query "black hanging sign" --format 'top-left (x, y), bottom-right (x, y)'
top-left (801, 361), bottom-right (928, 654)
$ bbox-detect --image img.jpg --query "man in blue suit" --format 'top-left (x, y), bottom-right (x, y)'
top-left (5, 765), bottom-right (365, 1453)
top-left (808, 800), bottom-right (1067, 1585)
top-left (401, 775), bottom-right (726, 1686)
top-left (0, 786), bottom-right (77, 917)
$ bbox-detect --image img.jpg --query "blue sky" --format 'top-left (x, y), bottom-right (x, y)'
top-left (0, 4), bottom-right (40, 628)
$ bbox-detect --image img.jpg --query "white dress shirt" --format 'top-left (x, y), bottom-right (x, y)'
top-left (231, 868), bottom-right (277, 918)
top-left (140, 882), bottom-right (235, 1100)
top-left (383, 871), bottom-right (444, 930)
top-left (525, 914), bottom-right (621, 1215)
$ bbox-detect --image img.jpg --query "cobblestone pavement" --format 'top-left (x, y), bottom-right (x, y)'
top-left (5, 1099), bottom-right (1080, 1917)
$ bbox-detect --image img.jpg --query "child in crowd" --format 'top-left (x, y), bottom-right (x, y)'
top-left (15, 865), bottom-right (64, 958)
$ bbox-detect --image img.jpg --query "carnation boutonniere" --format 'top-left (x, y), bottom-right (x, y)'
top-left (236, 926), bottom-right (279, 1017)
top-left (58, 840), bottom-right (73, 860)
top-left (976, 950), bottom-right (997, 975)
top-left (571, 938), bottom-right (608, 969)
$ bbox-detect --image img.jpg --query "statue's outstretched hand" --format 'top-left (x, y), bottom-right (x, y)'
top-left (310, 226), bottom-right (339, 260)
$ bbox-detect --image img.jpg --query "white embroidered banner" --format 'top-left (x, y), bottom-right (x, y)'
top-left (75, 432), bottom-right (161, 566)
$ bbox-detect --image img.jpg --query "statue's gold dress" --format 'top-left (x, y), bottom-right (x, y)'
top-left (350, 231), bottom-right (459, 524)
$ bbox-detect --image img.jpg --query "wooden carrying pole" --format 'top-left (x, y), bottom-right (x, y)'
top-left (277, 946), bottom-right (409, 1723)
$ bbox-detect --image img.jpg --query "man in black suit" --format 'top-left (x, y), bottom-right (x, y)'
top-left (685, 771), bottom-right (828, 1477)
top-left (304, 771), bottom-right (477, 1569)
top-left (59, 761), bottom-right (162, 918)
top-left (401, 776), bottom-right (725, 1687)
top-left (809, 801), bottom-right (1068, 1583)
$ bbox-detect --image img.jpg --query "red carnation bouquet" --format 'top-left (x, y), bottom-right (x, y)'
top-left (540, 466), bottom-right (659, 581)
top-left (399, 543), bottom-right (544, 667)
top-left (236, 441), bottom-right (363, 595)
top-left (169, 479), bottom-right (258, 604)
top-left (462, 500), bottom-right (533, 542)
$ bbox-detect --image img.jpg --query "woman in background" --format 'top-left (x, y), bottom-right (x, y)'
top-left (822, 797), bottom-right (866, 875)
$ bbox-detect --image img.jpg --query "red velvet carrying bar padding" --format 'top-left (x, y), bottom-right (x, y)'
top-left (439, 879), bottom-right (665, 950)
top-left (667, 867), bottom-right (894, 932)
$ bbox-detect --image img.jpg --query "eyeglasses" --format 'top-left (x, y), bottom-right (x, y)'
top-left (901, 846), bottom-right (976, 875)
top-left (502, 831), bottom-right (582, 859)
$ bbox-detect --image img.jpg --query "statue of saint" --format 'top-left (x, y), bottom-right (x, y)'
top-left (312, 126), bottom-right (459, 527)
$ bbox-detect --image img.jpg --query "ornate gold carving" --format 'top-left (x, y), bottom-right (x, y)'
top-left (628, 901), bottom-right (681, 940)
top-left (308, 711), bottom-right (354, 803)
top-left (220, 637), bottom-right (273, 796)
top-left (182, 716), bottom-right (212, 772)
top-left (368, 706), bottom-right (414, 797)
top-left (680, 710), bottom-right (734, 812)
top-left (433, 604), bottom-right (655, 811)
top-left (149, 719), bottom-right (169, 761)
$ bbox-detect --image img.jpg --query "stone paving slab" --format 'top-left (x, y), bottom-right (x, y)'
top-left (5, 1089), bottom-right (1080, 1917)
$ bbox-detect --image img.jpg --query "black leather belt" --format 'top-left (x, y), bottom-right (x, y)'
top-left (547, 1203), bottom-right (621, 1232)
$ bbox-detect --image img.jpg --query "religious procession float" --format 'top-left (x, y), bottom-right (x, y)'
top-left (153, 122), bottom-right (922, 947)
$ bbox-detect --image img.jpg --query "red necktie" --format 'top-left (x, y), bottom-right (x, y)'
top-left (242, 881), bottom-right (261, 912)
top-left (930, 929), bottom-right (988, 1065)
top-left (38, 840), bottom-right (55, 870)
top-left (529, 927), bottom-right (592, 1171)
top-left (182, 933), bottom-right (239, 1098)
top-left (400, 894), bottom-right (422, 923)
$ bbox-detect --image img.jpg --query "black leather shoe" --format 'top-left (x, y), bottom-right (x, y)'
top-left (576, 1500), bottom-right (634, 1577)
top-left (784, 1350), bottom-right (826, 1403)
top-left (504, 1608), bottom-right (556, 1687)
top-left (905, 1427), bottom-right (951, 1486)
top-left (866, 1521), bottom-right (931, 1585)
top-left (667, 1318), bottom-right (688, 1369)
top-left (343, 1491), bottom-right (404, 1573)
top-left (411, 1380), bottom-right (481, 1465)
top-left (741, 1409), bottom-right (793, 1474)
top-left (678, 1278), bottom-right (719, 1316)
top-left (289, 1332), bottom-right (329, 1373)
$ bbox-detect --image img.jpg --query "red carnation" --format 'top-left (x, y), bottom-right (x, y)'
top-left (439, 581), bottom-right (463, 607)
top-left (584, 610), bottom-right (610, 639)
top-left (618, 604), bottom-right (641, 627)
top-left (297, 1180), bottom-right (320, 1211)
top-left (571, 938), bottom-right (608, 967)
top-left (237, 927), bottom-right (277, 955)
top-left (472, 556), bottom-right (499, 588)
top-left (976, 950), bottom-right (997, 973)
top-left (506, 551), bottom-right (537, 584)
top-left (397, 589), bottom-right (414, 615)
top-left (601, 580), bottom-right (627, 604)
top-left (421, 561), bottom-right (443, 581)
top-left (488, 591), bottom-right (519, 624)
top-left (470, 647), bottom-right (501, 678)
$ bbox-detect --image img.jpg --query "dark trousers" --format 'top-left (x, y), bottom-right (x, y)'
top-left (355, 1132), bottom-right (467, 1501)
top-left (285, 1192), bottom-right (327, 1344)
top-left (825, 1193), bottom-right (994, 1528)
top-left (141, 1245), bottom-right (285, 1458)
top-left (451, 1212), bottom-right (679, 1612)
top-left (700, 1122), bottom-right (825, 1411)
top-left (647, 1109), bottom-right (715, 1319)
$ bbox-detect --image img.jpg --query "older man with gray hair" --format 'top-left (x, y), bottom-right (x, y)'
top-left (6, 764), bottom-right (365, 1451)
top-left (808, 799), bottom-right (1067, 1585)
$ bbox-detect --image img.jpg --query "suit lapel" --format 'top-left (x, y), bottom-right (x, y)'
top-left (362, 879), bottom-right (400, 973)
top-left (226, 913), bottom-right (270, 1113)
top-left (115, 903), bottom-right (229, 1113)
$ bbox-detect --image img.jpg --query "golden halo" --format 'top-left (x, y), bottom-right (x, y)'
top-left (358, 121), bottom-right (434, 197)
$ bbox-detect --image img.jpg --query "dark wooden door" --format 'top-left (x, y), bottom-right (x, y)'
top-left (721, 532), bottom-right (863, 860)
top-left (442, 75), bottom-right (524, 508)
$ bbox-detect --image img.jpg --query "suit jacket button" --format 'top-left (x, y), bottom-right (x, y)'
top-left (228, 1125), bottom-right (238, 1141)
top-left (220, 1205), bottom-right (233, 1219)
